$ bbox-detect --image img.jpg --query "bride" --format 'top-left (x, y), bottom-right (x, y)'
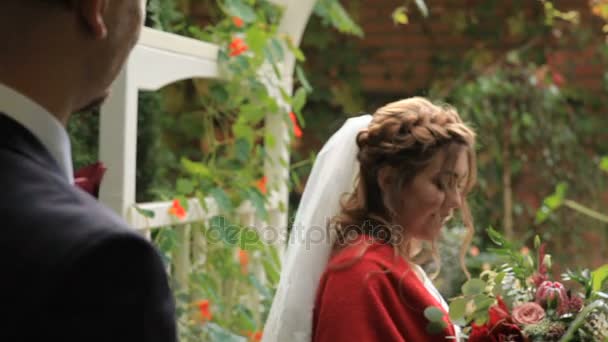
top-left (263, 97), bottom-right (477, 341)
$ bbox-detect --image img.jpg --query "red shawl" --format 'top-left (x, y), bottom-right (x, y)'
top-left (312, 238), bottom-right (456, 341)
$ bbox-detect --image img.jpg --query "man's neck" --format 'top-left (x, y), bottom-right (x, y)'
top-left (0, 69), bottom-right (73, 126)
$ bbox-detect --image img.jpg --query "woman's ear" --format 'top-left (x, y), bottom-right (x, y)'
top-left (75, 0), bottom-right (108, 39)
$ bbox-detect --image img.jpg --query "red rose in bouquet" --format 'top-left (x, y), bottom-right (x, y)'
top-left (469, 298), bottom-right (525, 342)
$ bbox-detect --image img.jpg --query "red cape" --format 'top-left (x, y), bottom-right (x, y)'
top-left (313, 238), bottom-right (456, 341)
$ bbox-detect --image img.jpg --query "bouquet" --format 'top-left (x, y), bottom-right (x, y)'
top-left (448, 229), bottom-right (608, 342)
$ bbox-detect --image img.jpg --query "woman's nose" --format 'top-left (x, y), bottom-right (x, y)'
top-left (445, 188), bottom-right (462, 210)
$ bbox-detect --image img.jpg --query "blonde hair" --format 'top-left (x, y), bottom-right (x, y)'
top-left (332, 97), bottom-right (477, 278)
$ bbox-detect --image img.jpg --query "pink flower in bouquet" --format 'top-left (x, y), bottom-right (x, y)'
top-left (469, 297), bottom-right (525, 342)
top-left (531, 243), bottom-right (549, 287)
top-left (562, 294), bottom-right (584, 314)
top-left (512, 302), bottom-right (545, 324)
top-left (536, 281), bottom-right (568, 310)
top-left (74, 161), bottom-right (107, 199)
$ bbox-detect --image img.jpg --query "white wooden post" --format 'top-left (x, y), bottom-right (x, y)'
top-left (264, 0), bottom-right (317, 251)
top-left (99, 63), bottom-right (139, 218)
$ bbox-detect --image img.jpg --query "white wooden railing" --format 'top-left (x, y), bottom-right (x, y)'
top-left (98, 1), bottom-right (318, 274)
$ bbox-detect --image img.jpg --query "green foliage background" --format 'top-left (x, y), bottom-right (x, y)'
top-left (67, 0), bottom-right (608, 338)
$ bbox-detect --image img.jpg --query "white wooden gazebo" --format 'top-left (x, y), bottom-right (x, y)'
top-left (98, 0), bottom-right (317, 273)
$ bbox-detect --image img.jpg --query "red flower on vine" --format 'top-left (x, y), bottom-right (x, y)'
top-left (256, 176), bottom-right (267, 194)
top-left (232, 16), bottom-right (244, 28)
top-left (246, 331), bottom-right (263, 341)
top-left (229, 37), bottom-right (248, 57)
top-left (197, 299), bottom-right (212, 322)
top-left (169, 199), bottom-right (187, 220)
top-left (237, 248), bottom-right (249, 274)
top-left (289, 112), bottom-right (303, 138)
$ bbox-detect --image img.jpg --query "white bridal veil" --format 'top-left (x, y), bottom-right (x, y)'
top-left (262, 115), bottom-right (372, 342)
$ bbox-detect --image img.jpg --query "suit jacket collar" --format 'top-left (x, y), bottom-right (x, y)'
top-left (0, 83), bottom-right (73, 181)
top-left (0, 113), bottom-right (65, 180)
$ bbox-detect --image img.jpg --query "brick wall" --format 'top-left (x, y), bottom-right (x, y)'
top-left (354, 0), bottom-right (605, 94)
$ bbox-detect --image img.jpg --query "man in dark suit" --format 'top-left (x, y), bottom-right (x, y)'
top-left (0, 1), bottom-right (177, 341)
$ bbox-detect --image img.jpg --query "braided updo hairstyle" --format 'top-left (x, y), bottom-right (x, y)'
top-left (332, 97), bottom-right (477, 277)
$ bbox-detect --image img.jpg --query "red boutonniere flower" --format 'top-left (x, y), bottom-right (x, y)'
top-left (74, 161), bottom-right (107, 199)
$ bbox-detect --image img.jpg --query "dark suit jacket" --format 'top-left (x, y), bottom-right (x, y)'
top-left (0, 113), bottom-right (177, 341)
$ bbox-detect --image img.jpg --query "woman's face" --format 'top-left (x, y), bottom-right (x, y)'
top-left (396, 147), bottom-right (469, 241)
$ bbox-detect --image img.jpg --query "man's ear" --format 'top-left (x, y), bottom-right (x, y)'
top-left (75, 0), bottom-right (108, 39)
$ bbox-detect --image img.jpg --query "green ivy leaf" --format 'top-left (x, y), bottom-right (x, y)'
top-left (249, 274), bottom-right (272, 299)
top-left (224, 0), bottom-right (257, 23)
top-left (176, 178), bottom-right (196, 195)
top-left (210, 187), bottom-right (233, 213)
top-left (181, 157), bottom-right (213, 180)
top-left (134, 205), bottom-right (156, 219)
top-left (600, 156), bottom-right (608, 173)
top-left (245, 187), bottom-right (268, 219)
top-left (392, 6), bottom-right (409, 25)
top-left (286, 38), bottom-right (306, 62)
top-left (235, 138), bottom-right (251, 163)
top-left (296, 65), bottom-right (313, 93)
top-left (233, 122), bottom-right (255, 144)
top-left (292, 87), bottom-right (307, 114)
top-left (246, 26), bottom-right (267, 55)
top-left (269, 37), bottom-right (285, 61)
top-left (204, 322), bottom-right (247, 342)
top-left (209, 83), bottom-right (229, 103)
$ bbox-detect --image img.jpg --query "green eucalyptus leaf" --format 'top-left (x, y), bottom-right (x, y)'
top-left (424, 306), bottom-right (445, 322)
top-left (426, 320), bottom-right (447, 335)
top-left (449, 298), bottom-right (467, 321)
top-left (462, 279), bottom-right (487, 296)
top-left (493, 272), bottom-right (506, 296)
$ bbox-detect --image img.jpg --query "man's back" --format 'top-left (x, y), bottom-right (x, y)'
top-left (0, 114), bottom-right (177, 341)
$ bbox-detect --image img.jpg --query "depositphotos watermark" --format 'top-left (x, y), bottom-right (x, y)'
top-left (203, 216), bottom-right (406, 250)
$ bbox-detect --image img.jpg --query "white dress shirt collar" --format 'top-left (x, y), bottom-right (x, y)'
top-left (0, 83), bottom-right (74, 182)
